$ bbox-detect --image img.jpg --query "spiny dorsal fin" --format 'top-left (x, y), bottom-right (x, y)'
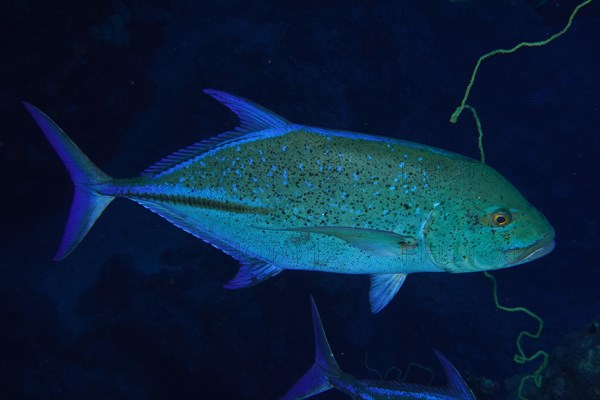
top-left (142, 89), bottom-right (290, 177)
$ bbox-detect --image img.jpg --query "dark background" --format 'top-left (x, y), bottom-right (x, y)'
top-left (1, 0), bottom-right (599, 399)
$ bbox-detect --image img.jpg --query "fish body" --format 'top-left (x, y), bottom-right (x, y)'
top-left (24, 89), bottom-right (554, 312)
top-left (280, 297), bottom-right (477, 400)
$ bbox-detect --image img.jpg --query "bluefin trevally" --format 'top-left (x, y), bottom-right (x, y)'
top-left (24, 89), bottom-right (554, 312)
top-left (281, 296), bottom-right (477, 400)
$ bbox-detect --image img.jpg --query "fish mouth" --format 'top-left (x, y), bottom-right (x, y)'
top-left (505, 232), bottom-right (555, 266)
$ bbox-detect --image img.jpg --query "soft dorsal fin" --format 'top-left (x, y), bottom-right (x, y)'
top-left (142, 89), bottom-right (290, 177)
top-left (203, 89), bottom-right (290, 132)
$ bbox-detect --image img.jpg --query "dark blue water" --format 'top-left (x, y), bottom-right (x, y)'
top-left (1, 1), bottom-right (599, 399)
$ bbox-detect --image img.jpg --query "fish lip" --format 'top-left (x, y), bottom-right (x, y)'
top-left (506, 232), bottom-right (555, 265)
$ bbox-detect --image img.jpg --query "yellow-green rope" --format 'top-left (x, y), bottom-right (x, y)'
top-left (364, 352), bottom-right (435, 385)
top-left (484, 272), bottom-right (549, 399)
top-left (450, 0), bottom-right (592, 128)
top-left (449, 1), bottom-right (592, 398)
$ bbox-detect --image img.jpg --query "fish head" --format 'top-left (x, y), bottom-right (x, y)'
top-left (423, 162), bottom-right (555, 273)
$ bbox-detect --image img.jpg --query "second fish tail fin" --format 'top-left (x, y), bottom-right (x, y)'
top-left (23, 102), bottom-right (115, 260)
top-left (280, 296), bottom-right (342, 400)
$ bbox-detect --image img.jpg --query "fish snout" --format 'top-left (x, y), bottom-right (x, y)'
top-left (505, 228), bottom-right (555, 266)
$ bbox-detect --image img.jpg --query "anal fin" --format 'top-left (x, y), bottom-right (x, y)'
top-left (133, 199), bottom-right (283, 289)
top-left (225, 260), bottom-right (283, 289)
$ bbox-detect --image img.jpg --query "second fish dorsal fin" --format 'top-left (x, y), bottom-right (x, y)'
top-left (142, 89), bottom-right (290, 177)
top-left (433, 350), bottom-right (477, 399)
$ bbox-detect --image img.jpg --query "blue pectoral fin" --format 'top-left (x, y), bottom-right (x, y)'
top-left (23, 102), bottom-right (114, 260)
top-left (369, 274), bottom-right (407, 313)
top-left (433, 350), bottom-right (477, 400)
top-left (275, 226), bottom-right (417, 257)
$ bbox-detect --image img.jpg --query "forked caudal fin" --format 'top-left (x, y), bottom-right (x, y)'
top-left (280, 296), bottom-right (342, 400)
top-left (281, 297), bottom-right (477, 400)
top-left (23, 102), bottom-right (114, 260)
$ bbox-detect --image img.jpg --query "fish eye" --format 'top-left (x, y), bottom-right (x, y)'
top-left (492, 210), bottom-right (511, 227)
